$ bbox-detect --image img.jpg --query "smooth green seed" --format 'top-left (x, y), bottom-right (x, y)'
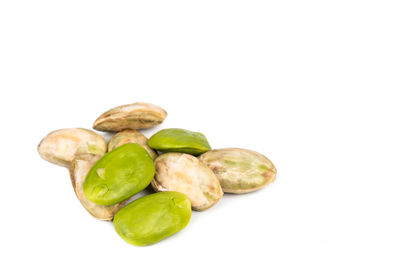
top-left (113, 192), bottom-right (191, 246)
top-left (148, 128), bottom-right (211, 156)
top-left (83, 143), bottom-right (155, 205)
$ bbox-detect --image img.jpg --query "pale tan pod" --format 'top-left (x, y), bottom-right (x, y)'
top-left (108, 129), bottom-right (157, 160)
top-left (37, 128), bottom-right (107, 167)
top-left (69, 153), bottom-right (127, 220)
top-left (198, 148), bottom-right (277, 194)
top-left (93, 102), bottom-right (167, 132)
top-left (152, 153), bottom-right (223, 211)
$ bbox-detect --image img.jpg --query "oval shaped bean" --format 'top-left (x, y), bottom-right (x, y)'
top-left (152, 153), bottom-right (223, 211)
top-left (93, 102), bottom-right (167, 132)
top-left (113, 191), bottom-right (191, 246)
top-left (38, 128), bottom-right (107, 167)
top-left (199, 148), bottom-right (277, 193)
top-left (83, 143), bottom-right (155, 205)
top-left (148, 128), bottom-right (211, 156)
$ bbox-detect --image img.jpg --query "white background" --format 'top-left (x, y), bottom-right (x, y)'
top-left (1, 1), bottom-right (399, 266)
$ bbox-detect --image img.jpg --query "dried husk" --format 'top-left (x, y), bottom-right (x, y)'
top-left (38, 128), bottom-right (107, 167)
top-left (152, 153), bottom-right (223, 211)
top-left (199, 148), bottom-right (277, 194)
top-left (93, 102), bottom-right (167, 132)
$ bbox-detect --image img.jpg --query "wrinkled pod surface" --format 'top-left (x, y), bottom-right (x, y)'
top-left (199, 148), bottom-right (277, 193)
top-left (152, 153), bottom-right (223, 211)
top-left (38, 128), bottom-right (107, 167)
top-left (93, 102), bottom-right (167, 132)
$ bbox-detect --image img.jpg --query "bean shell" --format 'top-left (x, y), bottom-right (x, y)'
top-left (152, 153), bottom-right (223, 211)
top-left (69, 153), bottom-right (127, 220)
top-left (198, 148), bottom-right (277, 193)
top-left (93, 102), bottom-right (167, 132)
top-left (108, 129), bottom-right (157, 160)
top-left (38, 128), bottom-right (107, 167)
top-left (113, 191), bottom-right (191, 246)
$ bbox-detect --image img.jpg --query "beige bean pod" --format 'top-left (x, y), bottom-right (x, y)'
top-left (199, 148), bottom-right (277, 194)
top-left (152, 153), bottom-right (223, 211)
top-left (37, 128), bottom-right (107, 167)
top-left (93, 102), bottom-right (167, 132)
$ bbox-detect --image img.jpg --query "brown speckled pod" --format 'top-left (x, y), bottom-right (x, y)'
top-left (37, 128), bottom-right (107, 167)
top-left (152, 153), bottom-right (223, 211)
top-left (93, 102), bottom-right (167, 132)
top-left (108, 129), bottom-right (157, 160)
top-left (199, 148), bottom-right (277, 194)
top-left (69, 153), bottom-right (128, 221)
